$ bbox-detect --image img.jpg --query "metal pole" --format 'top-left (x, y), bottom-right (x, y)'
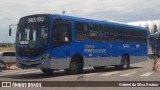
top-left (63, 10), bottom-right (65, 15)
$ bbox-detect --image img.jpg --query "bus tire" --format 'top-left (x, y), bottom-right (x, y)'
top-left (94, 66), bottom-right (105, 71)
top-left (68, 57), bottom-right (83, 74)
top-left (115, 55), bottom-right (130, 70)
top-left (41, 69), bottom-right (54, 75)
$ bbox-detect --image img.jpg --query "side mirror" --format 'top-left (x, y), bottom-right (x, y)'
top-left (9, 28), bottom-right (12, 36)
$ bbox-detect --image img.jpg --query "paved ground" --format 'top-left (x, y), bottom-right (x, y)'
top-left (0, 56), bottom-right (160, 90)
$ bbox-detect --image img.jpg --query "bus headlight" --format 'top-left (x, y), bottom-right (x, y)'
top-left (40, 54), bottom-right (49, 60)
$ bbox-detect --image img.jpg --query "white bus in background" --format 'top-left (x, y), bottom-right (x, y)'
top-left (127, 20), bottom-right (160, 35)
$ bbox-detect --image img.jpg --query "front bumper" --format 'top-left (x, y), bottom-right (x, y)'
top-left (16, 58), bottom-right (52, 69)
top-left (16, 58), bottom-right (70, 69)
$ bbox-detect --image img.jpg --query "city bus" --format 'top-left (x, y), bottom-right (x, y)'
top-left (150, 32), bottom-right (160, 57)
top-left (10, 14), bottom-right (148, 74)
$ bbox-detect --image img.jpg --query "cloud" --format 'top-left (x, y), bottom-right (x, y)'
top-left (0, 0), bottom-right (160, 43)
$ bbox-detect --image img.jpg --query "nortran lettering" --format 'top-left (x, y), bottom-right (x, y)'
top-left (28, 17), bottom-right (44, 23)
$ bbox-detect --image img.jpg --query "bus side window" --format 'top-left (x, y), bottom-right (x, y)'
top-left (117, 27), bottom-right (128, 42)
top-left (104, 26), bottom-right (117, 42)
top-left (89, 24), bottom-right (103, 41)
top-left (75, 22), bottom-right (89, 40)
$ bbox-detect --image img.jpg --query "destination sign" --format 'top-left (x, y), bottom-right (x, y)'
top-left (28, 16), bottom-right (45, 23)
top-left (19, 15), bottom-right (49, 24)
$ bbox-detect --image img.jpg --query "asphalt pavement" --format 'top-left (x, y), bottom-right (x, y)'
top-left (0, 56), bottom-right (160, 90)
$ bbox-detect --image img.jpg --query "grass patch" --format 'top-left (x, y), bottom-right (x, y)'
top-left (0, 47), bottom-right (15, 51)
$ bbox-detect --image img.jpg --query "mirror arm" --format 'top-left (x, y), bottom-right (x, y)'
top-left (9, 24), bottom-right (18, 36)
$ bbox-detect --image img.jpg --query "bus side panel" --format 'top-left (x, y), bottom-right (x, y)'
top-left (130, 56), bottom-right (147, 64)
top-left (130, 43), bottom-right (147, 64)
top-left (71, 41), bottom-right (117, 67)
top-left (102, 57), bottom-right (117, 66)
top-left (50, 43), bottom-right (72, 69)
top-left (51, 57), bottom-right (71, 69)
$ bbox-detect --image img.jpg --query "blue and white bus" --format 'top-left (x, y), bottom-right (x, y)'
top-left (11, 14), bottom-right (148, 74)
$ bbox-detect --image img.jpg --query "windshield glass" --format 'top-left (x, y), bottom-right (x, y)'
top-left (16, 23), bottom-right (49, 48)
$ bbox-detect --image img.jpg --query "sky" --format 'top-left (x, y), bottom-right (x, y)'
top-left (0, 0), bottom-right (160, 43)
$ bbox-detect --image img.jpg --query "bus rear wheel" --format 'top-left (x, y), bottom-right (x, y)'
top-left (66, 57), bottom-right (83, 74)
top-left (41, 69), bottom-right (54, 75)
top-left (115, 55), bottom-right (129, 70)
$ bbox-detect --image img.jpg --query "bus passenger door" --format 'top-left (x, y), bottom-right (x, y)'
top-left (52, 19), bottom-right (72, 69)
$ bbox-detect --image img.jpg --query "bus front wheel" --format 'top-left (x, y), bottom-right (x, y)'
top-left (66, 57), bottom-right (83, 74)
top-left (41, 69), bottom-right (54, 75)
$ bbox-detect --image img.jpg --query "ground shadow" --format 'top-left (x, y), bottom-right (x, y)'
top-left (0, 66), bottom-right (143, 80)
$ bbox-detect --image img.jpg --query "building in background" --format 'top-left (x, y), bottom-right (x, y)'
top-left (127, 20), bottom-right (160, 35)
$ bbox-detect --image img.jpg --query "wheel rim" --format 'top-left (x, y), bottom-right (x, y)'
top-left (123, 58), bottom-right (128, 68)
top-left (71, 61), bottom-right (78, 71)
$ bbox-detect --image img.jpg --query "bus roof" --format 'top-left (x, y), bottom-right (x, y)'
top-left (20, 14), bottom-right (146, 31)
top-left (51, 14), bottom-right (146, 31)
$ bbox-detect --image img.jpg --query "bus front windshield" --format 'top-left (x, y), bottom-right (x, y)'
top-left (16, 23), bottom-right (49, 48)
